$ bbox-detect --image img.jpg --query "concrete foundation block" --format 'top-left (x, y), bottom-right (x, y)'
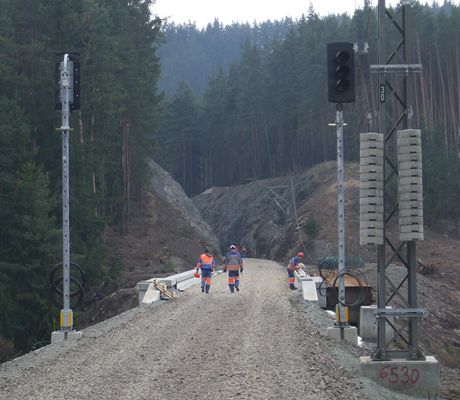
top-left (359, 356), bottom-right (440, 398)
top-left (51, 330), bottom-right (82, 344)
top-left (327, 326), bottom-right (358, 346)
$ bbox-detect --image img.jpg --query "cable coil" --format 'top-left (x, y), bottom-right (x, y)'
top-left (49, 262), bottom-right (86, 308)
top-left (317, 259), bottom-right (368, 307)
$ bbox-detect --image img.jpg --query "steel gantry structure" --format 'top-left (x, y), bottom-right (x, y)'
top-left (371, 0), bottom-right (425, 361)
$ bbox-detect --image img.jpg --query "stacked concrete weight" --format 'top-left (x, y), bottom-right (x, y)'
top-left (397, 129), bottom-right (424, 241)
top-left (360, 133), bottom-right (384, 245)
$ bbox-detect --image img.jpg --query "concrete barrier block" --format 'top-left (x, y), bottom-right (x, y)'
top-left (140, 283), bottom-right (161, 307)
top-left (301, 280), bottom-right (318, 302)
top-left (359, 356), bottom-right (440, 398)
top-left (359, 305), bottom-right (394, 343)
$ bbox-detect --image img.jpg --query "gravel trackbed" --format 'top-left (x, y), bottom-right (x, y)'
top-left (0, 259), bottom-right (419, 400)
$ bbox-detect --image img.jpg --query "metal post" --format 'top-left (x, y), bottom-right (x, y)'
top-left (375, 0), bottom-right (388, 360)
top-left (336, 103), bottom-right (347, 330)
top-left (60, 54), bottom-right (73, 331)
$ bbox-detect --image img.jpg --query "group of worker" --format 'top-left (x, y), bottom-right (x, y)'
top-left (195, 245), bottom-right (243, 294)
top-left (195, 246), bottom-right (305, 293)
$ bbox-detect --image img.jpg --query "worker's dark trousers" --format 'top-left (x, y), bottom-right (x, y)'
top-left (201, 269), bottom-right (212, 293)
top-left (228, 270), bottom-right (240, 293)
top-left (287, 268), bottom-right (296, 289)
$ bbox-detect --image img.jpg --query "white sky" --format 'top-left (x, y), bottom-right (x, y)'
top-left (152, 0), bottom-right (412, 28)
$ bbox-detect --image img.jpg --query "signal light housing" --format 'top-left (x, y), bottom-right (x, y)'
top-left (327, 42), bottom-right (355, 103)
top-left (55, 53), bottom-right (80, 112)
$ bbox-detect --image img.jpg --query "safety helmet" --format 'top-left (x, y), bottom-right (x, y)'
top-left (230, 245), bottom-right (236, 250)
top-left (297, 252), bottom-right (304, 258)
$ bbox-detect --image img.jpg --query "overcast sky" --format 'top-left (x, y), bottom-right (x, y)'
top-left (152, 0), bottom-right (412, 28)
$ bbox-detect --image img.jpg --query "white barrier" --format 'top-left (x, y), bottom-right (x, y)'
top-left (294, 270), bottom-right (319, 302)
top-left (136, 269), bottom-right (206, 307)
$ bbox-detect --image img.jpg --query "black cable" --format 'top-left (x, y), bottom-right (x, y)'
top-left (331, 269), bottom-right (365, 308)
top-left (317, 261), bottom-right (368, 308)
top-left (49, 262), bottom-right (86, 309)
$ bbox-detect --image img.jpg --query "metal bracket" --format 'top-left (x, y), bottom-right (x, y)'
top-left (374, 308), bottom-right (425, 317)
top-left (370, 64), bottom-right (422, 74)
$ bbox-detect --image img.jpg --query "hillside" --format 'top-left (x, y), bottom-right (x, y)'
top-left (77, 161), bottom-right (220, 328)
top-left (194, 161), bottom-right (460, 368)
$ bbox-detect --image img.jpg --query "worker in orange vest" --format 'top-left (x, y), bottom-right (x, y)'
top-left (287, 252), bottom-right (304, 289)
top-left (196, 248), bottom-right (216, 294)
top-left (223, 245), bottom-right (243, 293)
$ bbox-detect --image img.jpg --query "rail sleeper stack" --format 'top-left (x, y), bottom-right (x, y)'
top-left (359, 133), bottom-right (384, 245)
top-left (397, 129), bottom-right (424, 241)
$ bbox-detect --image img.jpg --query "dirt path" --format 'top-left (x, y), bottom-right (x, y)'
top-left (0, 259), bottom-right (412, 400)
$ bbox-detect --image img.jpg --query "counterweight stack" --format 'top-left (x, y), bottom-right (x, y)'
top-left (397, 129), bottom-right (424, 242)
top-left (359, 133), bottom-right (384, 246)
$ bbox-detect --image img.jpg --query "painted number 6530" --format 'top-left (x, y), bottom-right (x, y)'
top-left (378, 366), bottom-right (420, 385)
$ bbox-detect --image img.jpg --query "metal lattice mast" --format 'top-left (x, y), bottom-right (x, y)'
top-left (372, 0), bottom-right (424, 361)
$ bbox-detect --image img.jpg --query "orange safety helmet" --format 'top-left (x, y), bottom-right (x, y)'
top-left (297, 252), bottom-right (304, 258)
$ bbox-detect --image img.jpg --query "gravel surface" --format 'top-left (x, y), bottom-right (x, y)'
top-left (0, 259), bottom-right (424, 400)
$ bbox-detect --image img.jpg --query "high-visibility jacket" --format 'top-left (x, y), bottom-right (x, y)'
top-left (223, 250), bottom-right (243, 272)
top-left (287, 256), bottom-right (301, 271)
top-left (196, 253), bottom-right (216, 271)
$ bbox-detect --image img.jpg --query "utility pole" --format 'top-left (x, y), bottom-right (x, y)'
top-left (51, 53), bottom-right (82, 344)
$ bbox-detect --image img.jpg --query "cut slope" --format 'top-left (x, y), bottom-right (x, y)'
top-left (78, 161), bottom-right (220, 327)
